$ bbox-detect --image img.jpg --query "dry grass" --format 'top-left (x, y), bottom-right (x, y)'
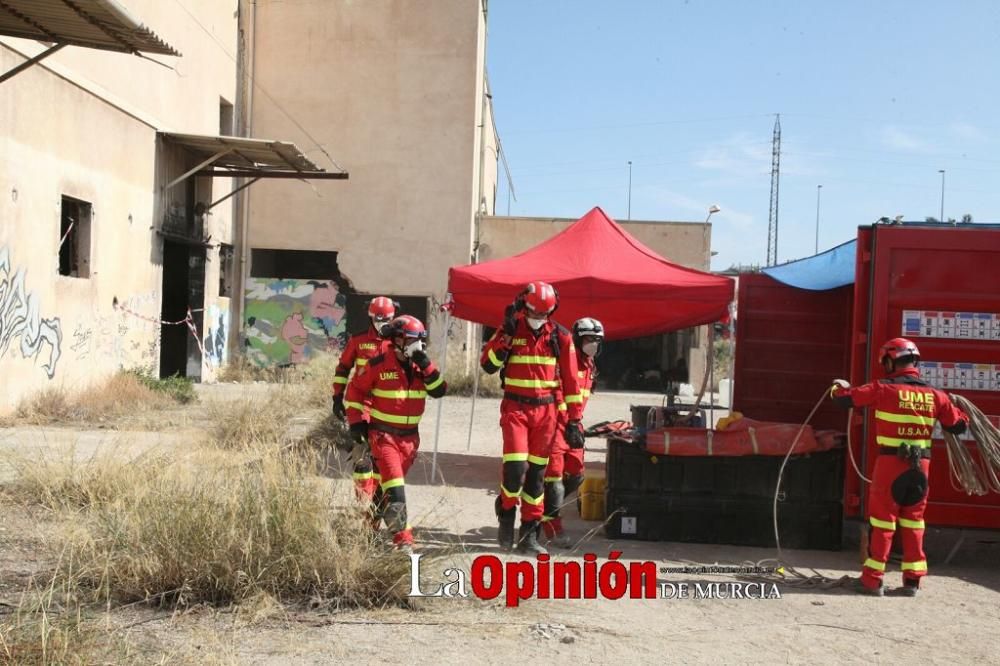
top-left (301, 414), bottom-right (353, 452)
top-left (216, 352), bottom-right (339, 410)
top-left (2, 441), bottom-right (413, 612)
top-left (5, 371), bottom-right (193, 428)
top-left (444, 368), bottom-right (504, 398)
top-left (0, 571), bottom-right (133, 664)
top-left (204, 389), bottom-right (297, 450)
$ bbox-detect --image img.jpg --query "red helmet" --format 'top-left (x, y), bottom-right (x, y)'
top-left (880, 337), bottom-right (920, 364)
top-left (368, 296), bottom-right (396, 323)
top-left (385, 315), bottom-right (427, 340)
top-left (521, 281), bottom-right (558, 316)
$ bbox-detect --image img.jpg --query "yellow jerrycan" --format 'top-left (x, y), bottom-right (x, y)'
top-left (578, 469), bottom-right (606, 521)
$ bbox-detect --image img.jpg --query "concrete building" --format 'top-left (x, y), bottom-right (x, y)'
top-left (0, 1), bottom-right (243, 411)
top-left (238, 0), bottom-right (497, 367)
top-left (479, 215), bottom-right (714, 389)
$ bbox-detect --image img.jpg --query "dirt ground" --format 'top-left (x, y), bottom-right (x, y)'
top-left (2, 385), bottom-right (1000, 664)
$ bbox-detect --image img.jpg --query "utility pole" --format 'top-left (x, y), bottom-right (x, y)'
top-left (766, 114), bottom-right (781, 266)
top-left (938, 169), bottom-right (945, 222)
top-left (627, 161), bottom-right (632, 220)
top-left (815, 184), bottom-right (822, 254)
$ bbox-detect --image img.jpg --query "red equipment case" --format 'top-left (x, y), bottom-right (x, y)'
top-left (734, 224), bottom-right (1000, 530)
top-left (847, 224), bottom-right (1000, 528)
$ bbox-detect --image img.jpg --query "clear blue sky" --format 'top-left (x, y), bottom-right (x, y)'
top-left (486, 1), bottom-right (1000, 270)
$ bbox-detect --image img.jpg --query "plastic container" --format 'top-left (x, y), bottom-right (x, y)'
top-left (579, 471), bottom-right (606, 521)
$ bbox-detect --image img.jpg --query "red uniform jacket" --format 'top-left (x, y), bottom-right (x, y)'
top-left (832, 368), bottom-right (968, 450)
top-left (345, 350), bottom-right (447, 433)
top-left (332, 328), bottom-right (388, 398)
top-left (480, 316), bottom-right (583, 421)
top-left (557, 351), bottom-right (596, 425)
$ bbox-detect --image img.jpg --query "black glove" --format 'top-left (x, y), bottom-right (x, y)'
top-left (332, 395), bottom-right (346, 422)
top-left (565, 420), bottom-right (585, 449)
top-left (410, 348), bottom-right (431, 371)
top-left (502, 305), bottom-right (518, 337)
top-left (349, 421), bottom-right (369, 445)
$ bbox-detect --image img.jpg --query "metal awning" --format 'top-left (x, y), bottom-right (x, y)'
top-left (0, 0), bottom-right (178, 55)
top-left (160, 132), bottom-right (349, 185)
top-left (0, 0), bottom-right (179, 83)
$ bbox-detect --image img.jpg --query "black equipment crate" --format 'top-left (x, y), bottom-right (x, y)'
top-left (604, 489), bottom-right (843, 550)
top-left (605, 437), bottom-right (844, 504)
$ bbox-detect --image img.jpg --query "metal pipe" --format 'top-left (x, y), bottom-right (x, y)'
top-left (0, 43), bottom-right (66, 84)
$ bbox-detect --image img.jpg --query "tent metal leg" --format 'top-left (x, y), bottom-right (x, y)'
top-left (430, 309), bottom-right (451, 484)
top-left (466, 324), bottom-right (480, 452)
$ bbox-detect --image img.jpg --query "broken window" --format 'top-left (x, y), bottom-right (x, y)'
top-left (58, 196), bottom-right (92, 278)
top-left (219, 97), bottom-right (234, 136)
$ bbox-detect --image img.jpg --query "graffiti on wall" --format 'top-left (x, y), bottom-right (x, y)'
top-left (69, 291), bottom-right (159, 368)
top-left (0, 246), bottom-right (63, 378)
top-left (203, 302), bottom-right (229, 368)
top-left (244, 278), bottom-right (347, 366)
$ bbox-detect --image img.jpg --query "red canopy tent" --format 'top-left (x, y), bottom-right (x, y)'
top-left (447, 207), bottom-right (734, 338)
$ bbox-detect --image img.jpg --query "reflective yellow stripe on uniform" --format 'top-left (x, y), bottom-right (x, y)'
top-left (557, 403), bottom-right (567, 412)
top-left (370, 409), bottom-right (421, 425)
top-left (527, 454), bottom-right (549, 466)
top-left (352, 471), bottom-right (373, 480)
top-left (898, 518), bottom-right (926, 530)
top-left (581, 389), bottom-right (591, 398)
top-left (333, 377), bottom-right (349, 385)
top-left (502, 452), bottom-right (529, 463)
top-left (564, 393), bottom-right (583, 404)
top-left (344, 401), bottom-right (365, 412)
top-left (501, 485), bottom-right (520, 498)
top-left (875, 411), bottom-right (933, 426)
top-left (863, 558), bottom-right (886, 572)
top-left (504, 377), bottom-right (560, 389)
top-left (487, 349), bottom-right (504, 368)
top-left (508, 355), bottom-right (557, 366)
top-left (870, 516), bottom-right (896, 531)
top-left (876, 436), bottom-right (932, 449)
top-left (901, 560), bottom-right (928, 572)
top-left (543, 476), bottom-right (562, 483)
top-left (425, 375), bottom-right (444, 391)
top-left (381, 477), bottom-right (405, 490)
top-left (371, 388), bottom-right (427, 399)
top-left (356, 358), bottom-right (368, 367)
top-left (520, 490), bottom-right (544, 506)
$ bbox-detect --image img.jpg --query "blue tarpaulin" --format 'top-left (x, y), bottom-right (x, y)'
top-left (761, 239), bottom-right (857, 291)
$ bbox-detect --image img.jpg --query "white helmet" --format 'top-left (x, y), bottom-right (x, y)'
top-left (573, 317), bottom-right (605, 344)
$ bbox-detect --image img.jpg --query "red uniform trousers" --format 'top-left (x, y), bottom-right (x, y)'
top-left (499, 400), bottom-right (557, 523)
top-left (352, 407), bottom-right (380, 502)
top-left (862, 455), bottom-right (930, 590)
top-left (545, 434), bottom-right (585, 479)
top-left (541, 425), bottom-right (585, 536)
top-left (369, 429), bottom-right (419, 545)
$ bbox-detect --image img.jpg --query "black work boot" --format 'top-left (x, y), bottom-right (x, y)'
top-left (495, 497), bottom-right (516, 552)
top-left (898, 579), bottom-right (920, 597)
top-left (852, 578), bottom-right (885, 597)
top-left (516, 520), bottom-right (547, 556)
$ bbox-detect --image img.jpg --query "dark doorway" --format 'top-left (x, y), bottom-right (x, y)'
top-left (345, 294), bottom-right (430, 337)
top-left (159, 240), bottom-right (206, 379)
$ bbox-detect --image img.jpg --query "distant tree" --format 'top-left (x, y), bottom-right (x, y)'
top-left (925, 216), bottom-right (940, 223)
top-left (962, 214), bottom-right (974, 224)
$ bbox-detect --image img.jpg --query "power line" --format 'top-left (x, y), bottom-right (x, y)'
top-left (503, 113), bottom-right (774, 136)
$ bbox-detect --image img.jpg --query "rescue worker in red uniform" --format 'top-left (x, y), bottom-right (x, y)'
top-left (542, 317), bottom-right (604, 548)
top-left (332, 297), bottom-right (396, 502)
top-left (346, 315), bottom-right (446, 551)
top-left (481, 282), bottom-right (583, 555)
top-left (831, 337), bottom-right (968, 596)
